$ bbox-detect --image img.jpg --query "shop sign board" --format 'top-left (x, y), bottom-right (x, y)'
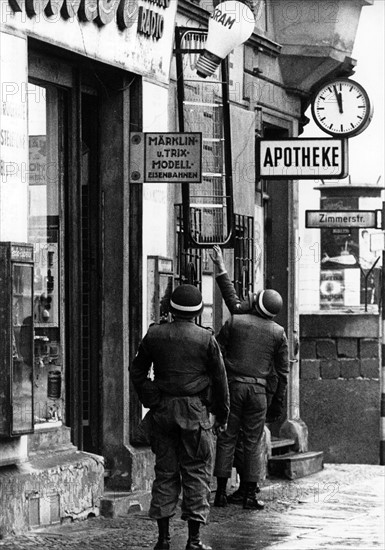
top-left (1, 0), bottom-right (178, 84)
top-left (306, 210), bottom-right (380, 229)
top-left (130, 132), bottom-right (202, 183)
top-left (256, 138), bottom-right (348, 179)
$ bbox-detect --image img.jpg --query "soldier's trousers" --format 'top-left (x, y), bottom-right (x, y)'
top-left (214, 381), bottom-right (266, 483)
top-left (149, 395), bottom-right (214, 523)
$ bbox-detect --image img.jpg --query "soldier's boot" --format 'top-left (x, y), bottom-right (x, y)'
top-left (154, 517), bottom-right (171, 550)
top-left (186, 520), bottom-right (212, 550)
top-left (213, 476), bottom-right (228, 507)
top-left (243, 482), bottom-right (265, 510)
top-left (228, 479), bottom-right (260, 504)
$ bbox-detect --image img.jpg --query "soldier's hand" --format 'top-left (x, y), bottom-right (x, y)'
top-left (213, 419), bottom-right (227, 436)
top-left (210, 245), bottom-right (226, 272)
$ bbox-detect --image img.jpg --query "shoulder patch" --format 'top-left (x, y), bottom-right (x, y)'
top-left (149, 318), bottom-right (169, 328)
top-left (196, 323), bottom-right (214, 335)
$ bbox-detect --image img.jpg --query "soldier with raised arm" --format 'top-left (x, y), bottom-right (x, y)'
top-left (211, 246), bottom-right (289, 510)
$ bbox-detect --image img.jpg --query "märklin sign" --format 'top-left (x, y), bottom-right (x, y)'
top-left (130, 132), bottom-right (202, 183)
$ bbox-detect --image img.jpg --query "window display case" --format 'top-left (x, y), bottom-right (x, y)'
top-left (0, 242), bottom-right (34, 436)
top-left (147, 256), bottom-right (174, 325)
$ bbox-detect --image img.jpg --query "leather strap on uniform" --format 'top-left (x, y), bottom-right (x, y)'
top-left (230, 376), bottom-right (267, 387)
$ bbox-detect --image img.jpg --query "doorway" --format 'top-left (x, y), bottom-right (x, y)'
top-left (80, 90), bottom-right (101, 454)
top-left (28, 49), bottom-right (103, 455)
top-left (262, 124), bottom-right (289, 332)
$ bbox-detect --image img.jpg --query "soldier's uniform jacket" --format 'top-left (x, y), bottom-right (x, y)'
top-left (216, 272), bottom-right (289, 401)
top-left (131, 317), bottom-right (229, 424)
top-left (131, 316), bottom-right (229, 522)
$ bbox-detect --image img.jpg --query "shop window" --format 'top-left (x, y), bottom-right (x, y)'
top-left (27, 82), bottom-right (64, 426)
top-left (201, 249), bottom-right (214, 328)
top-left (0, 243), bottom-right (35, 436)
top-left (319, 194), bottom-right (382, 312)
top-left (175, 27), bottom-right (234, 247)
top-left (175, 205), bottom-right (254, 325)
top-left (175, 204), bottom-right (203, 321)
top-left (175, 204), bottom-right (203, 285)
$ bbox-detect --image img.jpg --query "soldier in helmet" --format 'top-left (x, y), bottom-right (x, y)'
top-left (130, 284), bottom-right (229, 550)
top-left (210, 245), bottom-right (289, 510)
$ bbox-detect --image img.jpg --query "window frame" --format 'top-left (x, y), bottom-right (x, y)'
top-left (174, 26), bottom-right (234, 248)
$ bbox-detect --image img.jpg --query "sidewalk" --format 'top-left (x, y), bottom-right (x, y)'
top-left (0, 464), bottom-right (383, 550)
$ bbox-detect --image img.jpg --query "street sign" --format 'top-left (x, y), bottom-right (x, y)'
top-left (256, 138), bottom-right (348, 179)
top-left (305, 210), bottom-right (380, 229)
top-left (129, 132), bottom-right (202, 183)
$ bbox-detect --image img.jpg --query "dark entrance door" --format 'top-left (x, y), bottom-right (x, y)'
top-left (262, 124), bottom-right (289, 333)
top-left (80, 90), bottom-right (101, 454)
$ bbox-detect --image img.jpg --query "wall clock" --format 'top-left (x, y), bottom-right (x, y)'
top-left (311, 78), bottom-right (373, 138)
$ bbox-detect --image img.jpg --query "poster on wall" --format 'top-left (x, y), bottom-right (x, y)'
top-left (320, 270), bottom-right (344, 309)
top-left (28, 136), bottom-right (47, 186)
top-left (320, 198), bottom-right (360, 269)
top-left (254, 204), bottom-right (264, 290)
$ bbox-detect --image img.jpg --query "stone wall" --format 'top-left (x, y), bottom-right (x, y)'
top-left (300, 314), bottom-right (381, 464)
top-left (0, 427), bottom-right (104, 537)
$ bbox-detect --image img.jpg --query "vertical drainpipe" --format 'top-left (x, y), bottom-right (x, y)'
top-left (279, 175), bottom-right (308, 453)
top-left (380, 201), bottom-right (385, 465)
top-left (288, 179), bottom-right (300, 420)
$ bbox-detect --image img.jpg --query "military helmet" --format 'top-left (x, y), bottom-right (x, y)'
top-left (170, 284), bottom-right (204, 318)
top-left (249, 289), bottom-right (283, 319)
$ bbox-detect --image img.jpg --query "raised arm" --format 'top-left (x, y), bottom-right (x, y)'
top-left (211, 245), bottom-right (250, 315)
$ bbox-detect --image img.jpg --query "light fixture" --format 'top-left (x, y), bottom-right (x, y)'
top-left (196, 0), bottom-right (255, 78)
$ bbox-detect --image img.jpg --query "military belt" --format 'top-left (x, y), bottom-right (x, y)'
top-left (230, 376), bottom-right (267, 387)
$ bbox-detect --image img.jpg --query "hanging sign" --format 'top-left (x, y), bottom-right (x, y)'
top-left (256, 138), bottom-right (348, 179)
top-left (130, 132), bottom-right (202, 183)
top-left (306, 210), bottom-right (381, 229)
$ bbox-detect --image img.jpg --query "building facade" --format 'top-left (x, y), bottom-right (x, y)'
top-left (0, 0), bottom-right (371, 535)
top-left (299, 181), bottom-right (383, 463)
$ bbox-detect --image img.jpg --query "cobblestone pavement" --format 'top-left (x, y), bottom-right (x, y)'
top-left (0, 464), bottom-right (383, 550)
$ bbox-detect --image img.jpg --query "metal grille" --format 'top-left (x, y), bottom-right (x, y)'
top-left (234, 214), bottom-right (254, 300)
top-left (175, 205), bottom-right (202, 288)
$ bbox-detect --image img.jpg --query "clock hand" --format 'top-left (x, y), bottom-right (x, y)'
top-left (333, 85), bottom-right (343, 114)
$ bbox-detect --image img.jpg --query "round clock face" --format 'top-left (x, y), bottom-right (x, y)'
top-left (311, 78), bottom-right (373, 138)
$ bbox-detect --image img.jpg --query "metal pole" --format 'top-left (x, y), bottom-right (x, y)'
top-left (380, 201), bottom-right (385, 465)
top-left (288, 181), bottom-right (299, 420)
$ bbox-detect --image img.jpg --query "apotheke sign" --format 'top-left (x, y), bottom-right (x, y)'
top-left (257, 138), bottom-right (348, 179)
